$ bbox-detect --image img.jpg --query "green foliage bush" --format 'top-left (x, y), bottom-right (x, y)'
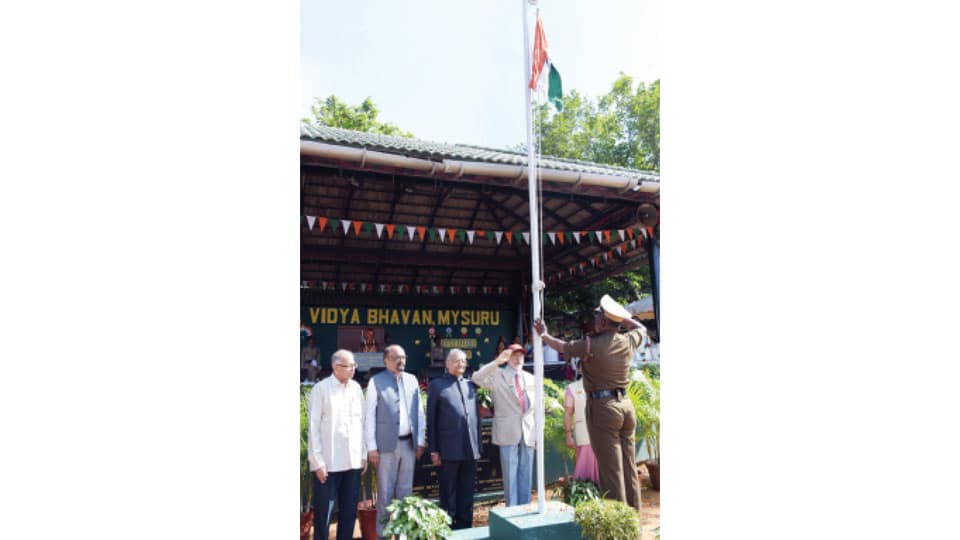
top-left (574, 498), bottom-right (642, 540)
top-left (300, 385), bottom-right (312, 512)
top-left (558, 478), bottom-right (601, 508)
top-left (382, 495), bottom-right (452, 540)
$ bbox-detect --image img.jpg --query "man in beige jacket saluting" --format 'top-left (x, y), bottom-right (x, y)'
top-left (471, 343), bottom-right (536, 506)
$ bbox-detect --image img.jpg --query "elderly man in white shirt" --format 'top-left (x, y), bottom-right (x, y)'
top-left (308, 350), bottom-right (367, 540)
top-left (364, 345), bottom-right (427, 540)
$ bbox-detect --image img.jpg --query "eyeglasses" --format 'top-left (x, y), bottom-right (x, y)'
top-left (334, 364), bottom-right (356, 369)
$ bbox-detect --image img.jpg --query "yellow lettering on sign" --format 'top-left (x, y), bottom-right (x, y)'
top-left (412, 310), bottom-right (421, 325)
top-left (479, 311), bottom-right (489, 326)
top-left (366, 309), bottom-right (377, 324)
top-left (310, 307), bottom-right (321, 324)
top-left (389, 310), bottom-right (399, 325)
top-left (491, 311), bottom-right (500, 325)
top-left (339, 308), bottom-right (350, 323)
top-left (325, 308), bottom-right (337, 324)
top-left (401, 310), bottom-right (411, 324)
top-left (421, 310), bottom-right (433, 325)
top-left (438, 311), bottom-right (450, 325)
top-left (349, 309), bottom-right (360, 324)
top-left (451, 310), bottom-right (460, 325)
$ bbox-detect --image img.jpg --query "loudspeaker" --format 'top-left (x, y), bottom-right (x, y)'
top-left (636, 203), bottom-right (659, 227)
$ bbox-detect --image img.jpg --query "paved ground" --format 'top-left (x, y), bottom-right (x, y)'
top-left (319, 476), bottom-right (660, 539)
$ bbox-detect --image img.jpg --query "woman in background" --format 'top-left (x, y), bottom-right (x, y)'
top-left (563, 358), bottom-right (599, 485)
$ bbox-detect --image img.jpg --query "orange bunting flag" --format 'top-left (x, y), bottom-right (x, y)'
top-left (352, 221), bottom-right (363, 236)
top-left (505, 231), bottom-right (514, 244)
top-left (317, 217), bottom-right (328, 233)
top-left (603, 230), bottom-right (612, 244)
top-left (416, 226), bottom-right (426, 240)
top-left (446, 228), bottom-right (457, 243)
top-left (385, 223), bottom-right (396, 238)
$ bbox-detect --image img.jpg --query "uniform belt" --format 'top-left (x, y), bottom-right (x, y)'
top-left (588, 388), bottom-right (625, 399)
top-left (398, 434), bottom-right (412, 440)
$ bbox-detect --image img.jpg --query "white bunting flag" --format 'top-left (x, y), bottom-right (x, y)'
top-left (618, 229), bottom-right (625, 241)
top-left (466, 230), bottom-right (475, 244)
top-left (594, 231), bottom-right (603, 243)
top-left (341, 282), bottom-right (348, 291)
top-left (573, 232), bottom-right (581, 244)
top-left (438, 228), bottom-right (447, 242)
top-left (630, 240), bottom-right (637, 250)
top-left (522, 232), bottom-right (530, 245)
top-left (547, 232), bottom-right (556, 245)
top-left (640, 228), bottom-right (648, 240)
top-left (360, 283), bottom-right (367, 292)
top-left (375, 223), bottom-right (384, 238)
top-left (341, 220), bottom-right (351, 235)
top-left (306, 216), bottom-right (316, 230)
top-left (616, 245), bottom-right (623, 256)
top-left (603, 253), bottom-right (609, 262)
top-left (495, 231), bottom-right (504, 245)
top-left (407, 225), bottom-right (417, 240)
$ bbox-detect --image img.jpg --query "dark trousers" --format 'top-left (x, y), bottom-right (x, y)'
top-left (586, 395), bottom-right (641, 512)
top-left (313, 468), bottom-right (361, 540)
top-left (438, 459), bottom-right (476, 530)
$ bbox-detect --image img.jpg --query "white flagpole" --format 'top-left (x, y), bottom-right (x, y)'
top-left (522, 0), bottom-right (546, 514)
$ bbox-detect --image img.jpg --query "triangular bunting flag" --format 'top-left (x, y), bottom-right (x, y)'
top-left (603, 253), bottom-right (609, 262)
top-left (557, 232), bottom-right (565, 245)
top-left (417, 226), bottom-right (427, 240)
top-left (407, 225), bottom-right (417, 241)
top-left (341, 220), bottom-right (351, 235)
top-left (317, 217), bottom-right (328, 233)
top-left (386, 224), bottom-right (396, 238)
top-left (352, 221), bottom-right (363, 236)
top-left (618, 229), bottom-right (625, 242)
top-left (495, 231), bottom-right (504, 244)
top-left (466, 230), bottom-right (475, 244)
top-left (306, 216), bottom-right (316, 230)
top-left (477, 230), bottom-right (486, 238)
top-left (446, 228), bottom-right (457, 243)
top-left (579, 263), bottom-right (585, 273)
top-left (547, 232), bottom-right (556, 245)
top-left (640, 228), bottom-right (648, 240)
top-left (360, 283), bottom-right (367, 292)
top-left (341, 282), bottom-right (348, 291)
top-left (522, 232), bottom-right (530, 245)
top-left (375, 223), bottom-right (384, 238)
top-left (647, 227), bottom-right (655, 239)
top-left (616, 245), bottom-right (623, 256)
top-left (603, 230), bottom-right (612, 243)
top-left (573, 232), bottom-right (581, 244)
top-left (630, 239), bottom-right (637, 250)
top-left (505, 231), bottom-right (513, 245)
top-left (626, 228), bottom-right (634, 240)
top-left (438, 228), bottom-right (447, 242)
top-left (594, 230), bottom-right (603, 243)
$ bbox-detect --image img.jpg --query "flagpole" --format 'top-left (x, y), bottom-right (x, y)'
top-left (522, 0), bottom-right (546, 515)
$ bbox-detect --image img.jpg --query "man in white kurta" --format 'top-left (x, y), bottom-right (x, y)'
top-left (308, 350), bottom-right (367, 540)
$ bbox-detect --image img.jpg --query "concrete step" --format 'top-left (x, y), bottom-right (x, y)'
top-left (443, 525), bottom-right (489, 540)
top-left (488, 501), bottom-right (581, 540)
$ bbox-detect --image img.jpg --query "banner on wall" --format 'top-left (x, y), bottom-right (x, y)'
top-left (302, 305), bottom-right (518, 371)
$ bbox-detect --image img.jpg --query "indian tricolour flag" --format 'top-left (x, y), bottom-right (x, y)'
top-left (528, 13), bottom-right (563, 112)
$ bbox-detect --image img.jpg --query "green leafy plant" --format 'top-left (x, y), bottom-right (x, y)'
top-left (557, 478), bottom-right (601, 507)
top-left (627, 369), bottom-right (660, 463)
top-left (382, 495), bottom-right (452, 540)
top-left (542, 379), bottom-right (574, 475)
top-left (300, 385), bottom-right (312, 512)
top-left (574, 498), bottom-right (641, 540)
top-left (476, 386), bottom-right (492, 409)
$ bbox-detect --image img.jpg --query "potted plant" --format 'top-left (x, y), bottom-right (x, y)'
top-left (357, 466), bottom-right (378, 540)
top-left (476, 386), bottom-right (493, 418)
top-left (628, 370), bottom-right (660, 490)
top-left (542, 379), bottom-right (575, 477)
top-left (300, 386), bottom-right (314, 540)
top-left (382, 495), bottom-right (452, 540)
top-left (574, 498), bottom-right (641, 540)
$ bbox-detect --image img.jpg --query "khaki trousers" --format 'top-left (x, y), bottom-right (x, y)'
top-left (585, 395), bottom-right (641, 511)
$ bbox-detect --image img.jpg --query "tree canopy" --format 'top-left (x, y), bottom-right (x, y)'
top-left (303, 95), bottom-right (413, 138)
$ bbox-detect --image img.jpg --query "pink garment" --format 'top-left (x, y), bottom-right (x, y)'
top-left (566, 385), bottom-right (600, 485)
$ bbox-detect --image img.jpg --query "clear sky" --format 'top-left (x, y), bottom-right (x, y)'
top-left (301, 0), bottom-right (658, 150)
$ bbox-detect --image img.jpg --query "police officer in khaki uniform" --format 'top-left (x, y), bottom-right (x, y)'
top-left (533, 295), bottom-right (647, 512)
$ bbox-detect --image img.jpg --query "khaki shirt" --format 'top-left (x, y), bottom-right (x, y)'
top-left (563, 329), bottom-right (644, 392)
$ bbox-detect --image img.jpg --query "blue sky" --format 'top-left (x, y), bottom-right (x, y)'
top-left (301, 0), bottom-right (658, 150)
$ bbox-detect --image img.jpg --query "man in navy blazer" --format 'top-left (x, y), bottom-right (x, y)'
top-left (427, 348), bottom-right (482, 530)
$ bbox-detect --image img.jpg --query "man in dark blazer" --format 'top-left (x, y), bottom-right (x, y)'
top-left (427, 348), bottom-right (482, 530)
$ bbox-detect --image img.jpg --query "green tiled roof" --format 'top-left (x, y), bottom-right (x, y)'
top-left (301, 124), bottom-right (659, 182)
